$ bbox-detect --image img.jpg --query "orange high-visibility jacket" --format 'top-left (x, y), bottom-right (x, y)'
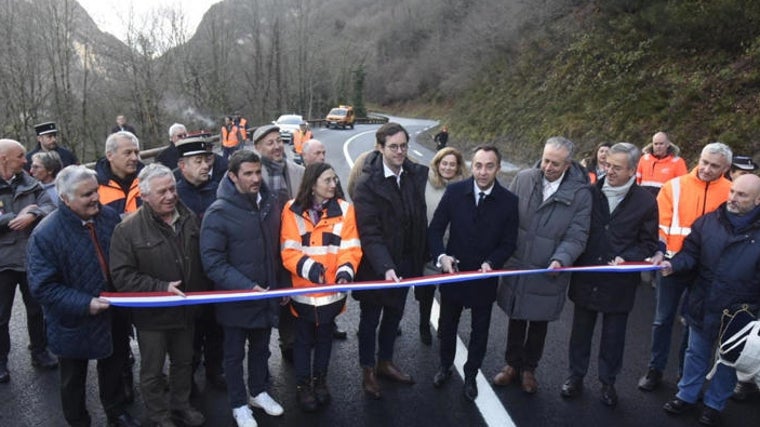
top-left (281, 198), bottom-right (362, 308)
top-left (98, 179), bottom-right (141, 215)
top-left (657, 168), bottom-right (731, 254)
top-left (221, 124), bottom-right (244, 148)
top-left (292, 129), bottom-right (313, 155)
top-left (636, 149), bottom-right (688, 190)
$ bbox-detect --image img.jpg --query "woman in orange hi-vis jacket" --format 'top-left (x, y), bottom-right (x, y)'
top-left (280, 162), bottom-right (362, 413)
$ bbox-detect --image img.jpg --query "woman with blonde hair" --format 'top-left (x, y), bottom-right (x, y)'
top-left (417, 146), bottom-right (469, 345)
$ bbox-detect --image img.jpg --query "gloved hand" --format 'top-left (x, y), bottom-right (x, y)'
top-left (308, 262), bottom-right (326, 284)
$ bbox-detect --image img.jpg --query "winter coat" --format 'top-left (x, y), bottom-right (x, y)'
top-left (428, 178), bottom-right (519, 307)
top-left (110, 201), bottom-right (209, 330)
top-left (352, 151), bottom-right (428, 308)
top-left (27, 203), bottom-right (120, 359)
top-left (497, 162), bottom-right (592, 321)
top-left (200, 176), bottom-right (281, 329)
top-left (176, 175), bottom-right (219, 221)
top-left (670, 205), bottom-right (760, 340)
top-left (95, 158), bottom-right (144, 215)
top-left (657, 168), bottom-right (731, 254)
top-left (569, 178), bottom-right (659, 313)
top-left (0, 172), bottom-right (55, 271)
top-left (636, 143), bottom-right (688, 194)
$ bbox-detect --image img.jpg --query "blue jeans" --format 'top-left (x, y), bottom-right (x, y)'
top-left (677, 325), bottom-right (737, 411)
top-left (358, 301), bottom-right (404, 368)
top-left (648, 272), bottom-right (689, 374)
top-left (223, 326), bottom-right (271, 408)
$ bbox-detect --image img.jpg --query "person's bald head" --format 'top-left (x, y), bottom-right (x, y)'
top-left (301, 139), bottom-right (326, 166)
top-left (651, 131), bottom-right (671, 157)
top-left (727, 174), bottom-right (760, 215)
top-left (0, 139), bottom-right (27, 179)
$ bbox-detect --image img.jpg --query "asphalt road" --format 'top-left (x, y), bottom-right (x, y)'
top-left (1, 119), bottom-right (758, 426)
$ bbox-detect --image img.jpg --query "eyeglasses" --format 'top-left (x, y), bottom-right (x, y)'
top-left (386, 143), bottom-right (409, 152)
top-left (175, 133), bottom-right (187, 139)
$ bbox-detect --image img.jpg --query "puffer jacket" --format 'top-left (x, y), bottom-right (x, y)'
top-left (27, 203), bottom-right (120, 359)
top-left (110, 201), bottom-right (209, 330)
top-left (497, 162), bottom-right (591, 321)
top-left (200, 176), bottom-right (282, 329)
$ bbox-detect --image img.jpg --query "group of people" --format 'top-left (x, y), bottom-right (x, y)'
top-left (1, 120), bottom-right (759, 427)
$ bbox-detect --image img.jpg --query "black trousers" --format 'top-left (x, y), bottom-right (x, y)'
top-left (0, 270), bottom-right (46, 360)
top-left (59, 346), bottom-right (128, 427)
top-left (505, 319), bottom-right (548, 371)
top-left (193, 305), bottom-right (224, 376)
top-left (568, 304), bottom-right (629, 385)
top-left (438, 299), bottom-right (493, 379)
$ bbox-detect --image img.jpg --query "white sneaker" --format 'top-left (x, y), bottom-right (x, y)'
top-left (232, 405), bottom-right (257, 427)
top-left (249, 391), bottom-right (284, 416)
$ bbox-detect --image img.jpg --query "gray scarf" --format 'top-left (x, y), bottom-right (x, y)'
top-left (601, 175), bottom-right (635, 213)
top-left (261, 156), bottom-right (291, 203)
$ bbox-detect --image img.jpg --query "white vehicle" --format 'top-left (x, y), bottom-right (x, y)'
top-left (273, 114), bottom-right (303, 145)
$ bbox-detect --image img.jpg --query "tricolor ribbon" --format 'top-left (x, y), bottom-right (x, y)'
top-left (101, 262), bottom-right (661, 308)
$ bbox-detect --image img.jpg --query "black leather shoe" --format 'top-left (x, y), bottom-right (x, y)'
top-left (0, 362), bottom-right (9, 383)
top-left (108, 411), bottom-right (141, 427)
top-left (332, 322), bottom-right (348, 340)
top-left (600, 383), bottom-right (618, 407)
top-left (731, 381), bottom-right (759, 402)
top-left (463, 377), bottom-right (478, 401)
top-left (560, 377), bottom-right (583, 398)
top-left (637, 368), bottom-right (662, 392)
top-left (698, 406), bottom-right (721, 426)
top-left (663, 397), bottom-right (694, 415)
top-left (31, 349), bottom-right (58, 370)
top-left (432, 368), bottom-right (452, 388)
top-left (297, 383), bottom-right (318, 412)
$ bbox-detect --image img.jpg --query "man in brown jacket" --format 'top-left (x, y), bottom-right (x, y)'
top-left (110, 163), bottom-right (209, 427)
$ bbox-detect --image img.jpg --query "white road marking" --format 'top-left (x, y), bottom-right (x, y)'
top-left (343, 130), bottom-right (376, 169)
top-left (430, 299), bottom-right (516, 427)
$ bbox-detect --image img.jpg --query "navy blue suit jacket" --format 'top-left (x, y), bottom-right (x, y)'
top-left (428, 177), bottom-right (519, 307)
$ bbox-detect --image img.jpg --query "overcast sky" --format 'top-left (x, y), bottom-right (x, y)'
top-left (78, 0), bottom-right (223, 42)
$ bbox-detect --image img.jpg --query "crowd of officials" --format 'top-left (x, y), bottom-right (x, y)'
top-left (1, 118), bottom-right (759, 427)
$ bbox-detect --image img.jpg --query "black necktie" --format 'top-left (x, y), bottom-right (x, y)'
top-left (478, 191), bottom-right (486, 206)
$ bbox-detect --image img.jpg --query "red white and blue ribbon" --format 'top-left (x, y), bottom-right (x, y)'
top-left (101, 262), bottom-right (661, 308)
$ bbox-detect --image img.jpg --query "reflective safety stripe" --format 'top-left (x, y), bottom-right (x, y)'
top-left (340, 238), bottom-right (361, 250)
top-left (300, 257), bottom-right (316, 280)
top-left (282, 240), bottom-right (302, 250)
top-left (640, 180), bottom-right (664, 188)
top-left (667, 178), bottom-right (683, 235)
top-left (659, 225), bottom-right (691, 236)
top-left (294, 213), bottom-right (308, 237)
top-left (292, 292), bottom-right (346, 306)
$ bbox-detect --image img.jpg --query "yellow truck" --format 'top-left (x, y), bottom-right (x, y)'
top-left (325, 105), bottom-right (355, 129)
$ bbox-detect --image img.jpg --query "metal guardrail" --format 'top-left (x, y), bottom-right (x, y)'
top-left (83, 116), bottom-right (389, 167)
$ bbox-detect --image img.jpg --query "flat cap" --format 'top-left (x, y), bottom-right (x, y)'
top-left (252, 124), bottom-right (280, 144)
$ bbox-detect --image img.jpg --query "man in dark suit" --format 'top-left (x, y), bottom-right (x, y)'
top-left (428, 145), bottom-right (519, 401)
